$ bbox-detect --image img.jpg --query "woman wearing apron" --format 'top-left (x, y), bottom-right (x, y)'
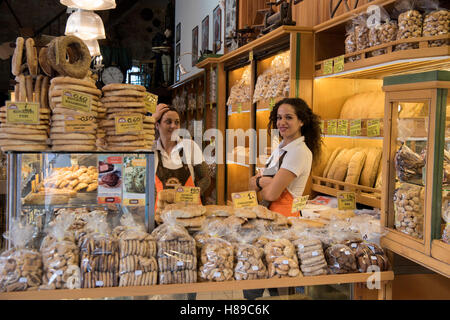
top-left (245, 98), bottom-right (322, 299)
top-left (153, 104), bottom-right (211, 220)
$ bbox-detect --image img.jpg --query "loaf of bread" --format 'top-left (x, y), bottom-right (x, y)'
top-left (339, 92), bottom-right (384, 119)
top-left (345, 150), bottom-right (367, 186)
top-left (359, 148), bottom-right (382, 187)
top-left (323, 147), bottom-right (343, 178)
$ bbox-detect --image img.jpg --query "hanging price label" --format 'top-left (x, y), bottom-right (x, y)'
top-left (64, 115), bottom-right (96, 132)
top-left (61, 90), bottom-right (92, 113)
top-left (337, 192), bottom-right (356, 210)
top-left (232, 191), bottom-right (258, 208)
top-left (323, 59), bottom-right (333, 75)
top-left (327, 119), bottom-right (337, 135)
top-left (349, 119), bottom-right (362, 136)
top-left (174, 186), bottom-right (201, 204)
top-left (115, 115), bottom-right (143, 134)
top-left (291, 195), bottom-right (309, 213)
top-left (333, 55), bottom-right (345, 73)
top-left (337, 119), bottom-right (348, 136)
top-left (5, 101), bottom-right (39, 124)
top-left (144, 92), bottom-right (158, 114)
top-left (367, 119), bottom-right (381, 137)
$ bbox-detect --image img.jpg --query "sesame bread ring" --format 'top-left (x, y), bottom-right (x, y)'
top-left (101, 96), bottom-right (143, 103)
top-left (50, 126), bottom-right (97, 134)
top-left (38, 47), bottom-right (53, 77)
top-left (25, 38), bottom-right (38, 76)
top-left (52, 144), bottom-right (96, 151)
top-left (102, 83), bottom-right (146, 92)
top-left (104, 102), bottom-right (146, 108)
top-left (11, 37), bottom-right (24, 76)
top-left (0, 124), bottom-right (48, 130)
top-left (2, 144), bottom-right (47, 152)
top-left (51, 85), bottom-right (101, 96)
top-left (51, 139), bottom-right (96, 145)
top-left (0, 127), bottom-right (47, 135)
top-left (0, 139), bottom-right (46, 146)
top-left (0, 133), bottom-right (48, 141)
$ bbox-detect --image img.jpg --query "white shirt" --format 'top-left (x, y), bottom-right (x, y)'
top-left (263, 136), bottom-right (312, 198)
top-left (154, 137), bottom-right (204, 180)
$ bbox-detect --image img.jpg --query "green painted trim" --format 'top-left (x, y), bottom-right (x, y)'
top-left (295, 33), bottom-right (301, 98)
top-left (383, 70), bottom-right (450, 87)
top-left (431, 88), bottom-right (448, 240)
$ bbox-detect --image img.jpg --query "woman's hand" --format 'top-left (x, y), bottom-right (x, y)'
top-left (153, 103), bottom-right (170, 122)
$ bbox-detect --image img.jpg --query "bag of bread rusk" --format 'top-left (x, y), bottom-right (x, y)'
top-left (78, 215), bottom-right (119, 288)
top-left (292, 228), bottom-right (328, 276)
top-left (0, 219), bottom-right (43, 292)
top-left (419, 0), bottom-right (449, 48)
top-left (151, 214), bottom-right (197, 284)
top-left (39, 214), bottom-right (81, 290)
top-left (353, 242), bottom-right (390, 273)
top-left (114, 213), bottom-right (157, 287)
top-left (325, 244), bottom-right (358, 274)
top-left (394, 0), bottom-right (423, 51)
top-left (263, 231), bottom-right (300, 278)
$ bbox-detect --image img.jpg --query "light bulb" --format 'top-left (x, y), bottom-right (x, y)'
top-left (60, 0), bottom-right (116, 11)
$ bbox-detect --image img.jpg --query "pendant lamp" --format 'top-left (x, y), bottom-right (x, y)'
top-left (60, 0), bottom-right (116, 11)
top-left (65, 9), bottom-right (106, 40)
top-left (83, 39), bottom-right (101, 57)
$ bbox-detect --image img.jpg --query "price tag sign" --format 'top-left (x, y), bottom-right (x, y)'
top-left (6, 101), bottom-right (39, 124)
top-left (323, 59), bottom-right (333, 75)
top-left (144, 92), bottom-right (158, 114)
top-left (337, 119), bottom-right (348, 136)
top-left (115, 115), bottom-right (143, 134)
top-left (333, 55), bottom-right (345, 73)
top-left (237, 103), bottom-right (242, 113)
top-left (249, 50), bottom-right (254, 61)
top-left (349, 119), bottom-right (362, 136)
top-left (327, 119), bottom-right (337, 135)
top-left (61, 90), bottom-right (92, 113)
top-left (292, 195), bottom-right (309, 213)
top-left (174, 186), bottom-right (201, 204)
top-left (232, 191), bottom-right (258, 208)
top-left (269, 98), bottom-right (276, 111)
top-left (337, 192), bottom-right (356, 210)
top-left (64, 115), bottom-right (96, 132)
top-left (367, 119), bottom-right (381, 137)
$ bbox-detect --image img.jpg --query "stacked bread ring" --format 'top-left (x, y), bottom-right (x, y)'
top-left (48, 77), bottom-right (102, 151)
top-left (100, 84), bottom-right (150, 151)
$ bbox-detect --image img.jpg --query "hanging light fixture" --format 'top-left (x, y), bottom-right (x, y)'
top-left (83, 39), bottom-right (101, 57)
top-left (65, 9), bottom-right (106, 40)
top-left (60, 0), bottom-right (116, 11)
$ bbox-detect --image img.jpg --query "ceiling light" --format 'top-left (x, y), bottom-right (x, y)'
top-left (65, 9), bottom-right (106, 40)
top-left (60, 0), bottom-right (116, 11)
top-left (83, 39), bottom-right (101, 57)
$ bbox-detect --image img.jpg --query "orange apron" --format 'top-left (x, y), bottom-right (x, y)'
top-left (154, 148), bottom-right (201, 212)
top-left (263, 151), bottom-right (299, 218)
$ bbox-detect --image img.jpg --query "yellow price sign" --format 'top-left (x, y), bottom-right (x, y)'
top-left (327, 119), bottom-right (337, 135)
top-left (61, 90), bottom-right (92, 113)
top-left (337, 192), bottom-right (356, 210)
top-left (64, 115), bottom-right (96, 132)
top-left (144, 92), bottom-right (158, 114)
top-left (333, 55), bottom-right (345, 73)
top-left (292, 195), bottom-right (309, 213)
top-left (249, 50), bottom-right (254, 61)
top-left (237, 103), bottom-right (242, 113)
top-left (337, 119), bottom-right (348, 136)
top-left (323, 59), bottom-right (333, 75)
top-left (115, 115), bottom-right (143, 134)
top-left (6, 101), bottom-right (39, 124)
top-left (367, 119), bottom-right (381, 137)
top-left (232, 191), bottom-right (258, 208)
top-left (174, 186), bottom-right (201, 204)
top-left (349, 119), bottom-right (362, 136)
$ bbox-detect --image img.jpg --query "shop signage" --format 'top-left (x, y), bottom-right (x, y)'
top-left (5, 101), bottom-right (39, 124)
top-left (232, 191), bottom-right (258, 208)
top-left (61, 90), bottom-right (92, 113)
top-left (337, 192), bottom-right (356, 210)
top-left (292, 195), bottom-right (309, 213)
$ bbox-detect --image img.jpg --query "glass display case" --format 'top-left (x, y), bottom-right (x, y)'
top-left (382, 71), bottom-right (450, 263)
top-left (4, 151), bottom-right (155, 250)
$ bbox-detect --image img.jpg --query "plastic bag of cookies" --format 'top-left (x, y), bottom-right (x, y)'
top-left (325, 244), bottom-right (358, 274)
top-left (40, 214), bottom-right (81, 290)
top-left (0, 219), bottom-right (43, 292)
top-left (292, 234), bottom-right (328, 276)
top-left (263, 234), bottom-right (300, 278)
top-left (345, 21), bottom-right (360, 63)
top-left (395, 0), bottom-right (423, 51)
top-left (421, 0), bottom-right (449, 47)
top-left (394, 183), bottom-right (424, 239)
top-left (354, 242), bottom-right (390, 273)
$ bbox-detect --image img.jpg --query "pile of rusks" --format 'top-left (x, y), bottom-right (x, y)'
top-left (0, 35), bottom-right (155, 152)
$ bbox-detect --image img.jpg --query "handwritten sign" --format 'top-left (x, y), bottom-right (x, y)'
top-left (232, 191), bottom-right (258, 208)
top-left (174, 186), bottom-right (201, 204)
top-left (337, 192), bottom-right (356, 210)
top-left (5, 101), bottom-right (39, 124)
top-left (115, 115), bottom-right (143, 134)
top-left (64, 115), bottom-right (96, 132)
top-left (349, 119), bottom-right (362, 136)
top-left (337, 119), bottom-right (348, 136)
top-left (292, 195), bottom-right (309, 213)
top-left (367, 119), bottom-right (381, 137)
top-left (61, 90), bottom-right (92, 113)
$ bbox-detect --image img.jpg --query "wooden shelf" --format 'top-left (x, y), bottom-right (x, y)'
top-left (0, 271), bottom-right (394, 300)
top-left (311, 175), bottom-right (381, 208)
top-left (431, 239), bottom-right (450, 265)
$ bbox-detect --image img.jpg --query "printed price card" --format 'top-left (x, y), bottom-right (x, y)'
top-left (6, 101), bottom-right (39, 124)
top-left (337, 192), bottom-right (356, 210)
top-left (327, 119), bottom-right (337, 135)
top-left (349, 119), bottom-right (362, 136)
top-left (323, 59), bottom-right (333, 75)
top-left (232, 191), bottom-right (258, 208)
top-left (174, 186), bottom-right (201, 204)
top-left (64, 115), bottom-right (96, 132)
top-left (61, 90), bottom-right (92, 113)
top-left (144, 92), bottom-right (158, 114)
top-left (115, 115), bottom-right (143, 134)
top-left (367, 119), bottom-right (381, 137)
top-left (292, 195), bottom-right (309, 213)
top-left (337, 119), bottom-right (348, 136)
top-left (333, 55), bottom-right (345, 73)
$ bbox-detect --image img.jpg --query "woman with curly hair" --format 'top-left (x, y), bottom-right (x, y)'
top-left (249, 98), bottom-right (322, 217)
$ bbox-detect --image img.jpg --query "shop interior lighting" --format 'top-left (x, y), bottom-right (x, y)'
top-left (61, 0), bottom-right (116, 11)
top-left (65, 9), bottom-right (106, 40)
top-left (83, 39), bottom-right (101, 57)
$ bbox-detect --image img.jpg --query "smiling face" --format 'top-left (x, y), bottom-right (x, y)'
top-left (276, 103), bottom-right (303, 140)
top-left (157, 110), bottom-right (181, 139)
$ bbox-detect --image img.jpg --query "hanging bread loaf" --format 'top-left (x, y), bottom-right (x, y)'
top-left (11, 37), bottom-right (24, 76)
top-left (359, 147), bottom-right (382, 187)
top-left (323, 147), bottom-right (343, 178)
top-left (25, 38), bottom-right (38, 76)
top-left (344, 150), bottom-right (367, 187)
